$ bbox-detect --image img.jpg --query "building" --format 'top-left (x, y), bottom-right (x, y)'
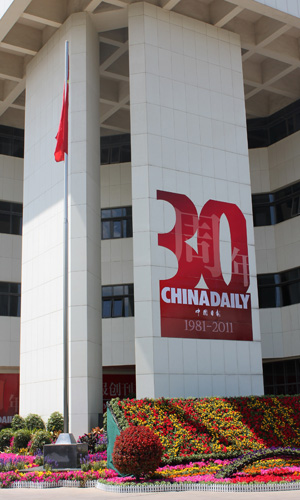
top-left (0, 0), bottom-right (300, 436)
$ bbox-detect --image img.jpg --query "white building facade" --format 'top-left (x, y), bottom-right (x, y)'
top-left (0, 0), bottom-right (299, 435)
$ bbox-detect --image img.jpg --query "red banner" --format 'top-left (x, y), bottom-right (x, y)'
top-left (157, 191), bottom-right (253, 341)
top-left (0, 374), bottom-right (19, 427)
top-left (103, 374), bottom-right (135, 411)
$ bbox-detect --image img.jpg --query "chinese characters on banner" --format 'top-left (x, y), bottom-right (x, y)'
top-left (103, 374), bottom-right (135, 411)
top-left (0, 374), bottom-right (19, 427)
top-left (157, 190), bottom-right (253, 341)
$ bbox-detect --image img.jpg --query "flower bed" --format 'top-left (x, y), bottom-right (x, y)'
top-left (110, 395), bottom-right (300, 462)
top-left (0, 450), bottom-right (109, 488)
top-left (0, 469), bottom-right (108, 488)
top-left (3, 395), bottom-right (300, 489)
top-left (0, 452), bottom-right (38, 470)
top-left (2, 449), bottom-right (300, 489)
top-left (100, 455), bottom-right (300, 486)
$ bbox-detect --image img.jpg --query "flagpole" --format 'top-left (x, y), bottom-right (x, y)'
top-left (63, 40), bottom-right (69, 434)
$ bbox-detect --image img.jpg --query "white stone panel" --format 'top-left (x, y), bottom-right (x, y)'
top-left (20, 12), bottom-right (101, 437)
top-left (253, 0), bottom-right (300, 18)
top-left (130, 3), bottom-right (263, 399)
top-left (0, 156), bottom-right (23, 371)
top-left (250, 132), bottom-right (300, 362)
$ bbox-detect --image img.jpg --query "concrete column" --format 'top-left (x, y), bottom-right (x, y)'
top-left (128, 2), bottom-right (263, 399)
top-left (20, 12), bottom-right (101, 436)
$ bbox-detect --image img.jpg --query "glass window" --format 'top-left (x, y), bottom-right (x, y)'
top-left (0, 213), bottom-right (10, 234)
top-left (276, 199), bottom-right (293, 223)
top-left (101, 207), bottom-right (132, 239)
top-left (286, 361), bottom-right (297, 385)
top-left (100, 134), bottom-right (131, 165)
top-left (253, 206), bottom-right (272, 226)
top-left (120, 144), bottom-right (131, 163)
top-left (0, 282), bottom-right (21, 317)
top-left (102, 284), bottom-right (134, 318)
top-left (263, 364), bottom-right (273, 386)
top-left (124, 296), bottom-right (133, 317)
top-left (112, 299), bottom-right (123, 317)
top-left (100, 148), bottom-right (110, 165)
top-left (263, 359), bottom-right (300, 395)
top-left (292, 196), bottom-right (300, 216)
top-left (252, 181), bottom-right (300, 227)
top-left (113, 221), bottom-right (121, 238)
top-left (111, 147), bottom-right (120, 164)
top-left (274, 362), bottom-right (284, 385)
top-left (102, 221), bottom-right (110, 240)
top-left (101, 209), bottom-right (111, 219)
top-left (0, 201), bottom-right (23, 235)
top-left (112, 208), bottom-right (123, 217)
top-left (295, 112), bottom-right (300, 132)
top-left (102, 300), bottom-right (112, 318)
top-left (247, 98), bottom-right (300, 149)
top-left (0, 125), bottom-right (24, 158)
top-left (113, 286), bottom-right (123, 296)
top-left (102, 286), bottom-right (112, 297)
top-left (258, 267), bottom-right (300, 309)
top-left (269, 121), bottom-right (287, 144)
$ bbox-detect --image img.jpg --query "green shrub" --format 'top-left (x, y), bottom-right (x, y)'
top-left (92, 461), bottom-right (106, 471)
top-left (34, 455), bottom-right (44, 466)
top-left (0, 428), bottom-right (14, 451)
top-left (30, 430), bottom-right (52, 453)
top-left (95, 443), bottom-right (107, 453)
top-left (25, 413), bottom-right (45, 431)
top-left (81, 460), bottom-right (91, 472)
top-left (47, 411), bottom-right (64, 433)
top-left (77, 427), bottom-right (106, 453)
top-left (13, 429), bottom-right (32, 451)
top-left (11, 414), bottom-right (26, 431)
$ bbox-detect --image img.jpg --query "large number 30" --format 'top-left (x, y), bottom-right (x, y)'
top-left (157, 190), bottom-right (249, 294)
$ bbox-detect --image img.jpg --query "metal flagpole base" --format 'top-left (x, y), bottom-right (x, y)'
top-left (56, 433), bottom-right (76, 444)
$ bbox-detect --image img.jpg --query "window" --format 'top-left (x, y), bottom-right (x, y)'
top-left (247, 98), bottom-right (300, 148)
top-left (263, 359), bottom-right (300, 395)
top-left (0, 125), bottom-right (24, 158)
top-left (102, 285), bottom-right (134, 318)
top-left (101, 207), bottom-right (132, 239)
top-left (252, 181), bottom-right (300, 227)
top-left (0, 202), bottom-right (22, 235)
top-left (100, 134), bottom-right (131, 165)
top-left (0, 282), bottom-right (21, 317)
top-left (258, 267), bottom-right (300, 309)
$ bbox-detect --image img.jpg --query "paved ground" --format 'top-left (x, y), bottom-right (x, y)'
top-left (1, 488), bottom-right (300, 500)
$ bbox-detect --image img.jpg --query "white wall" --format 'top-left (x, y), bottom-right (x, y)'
top-left (250, 132), bottom-right (300, 361)
top-left (253, 0), bottom-right (300, 18)
top-left (129, 2), bottom-right (263, 399)
top-left (20, 12), bottom-right (101, 436)
top-left (101, 162), bottom-right (135, 367)
top-left (0, 155), bottom-right (23, 370)
top-left (0, 0), bottom-right (15, 19)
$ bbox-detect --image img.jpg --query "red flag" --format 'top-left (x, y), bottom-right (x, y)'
top-left (54, 77), bottom-right (69, 162)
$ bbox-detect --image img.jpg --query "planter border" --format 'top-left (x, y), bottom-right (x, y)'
top-left (96, 480), bottom-right (300, 494)
top-left (2, 478), bottom-right (300, 491)
top-left (2, 480), bottom-right (97, 489)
